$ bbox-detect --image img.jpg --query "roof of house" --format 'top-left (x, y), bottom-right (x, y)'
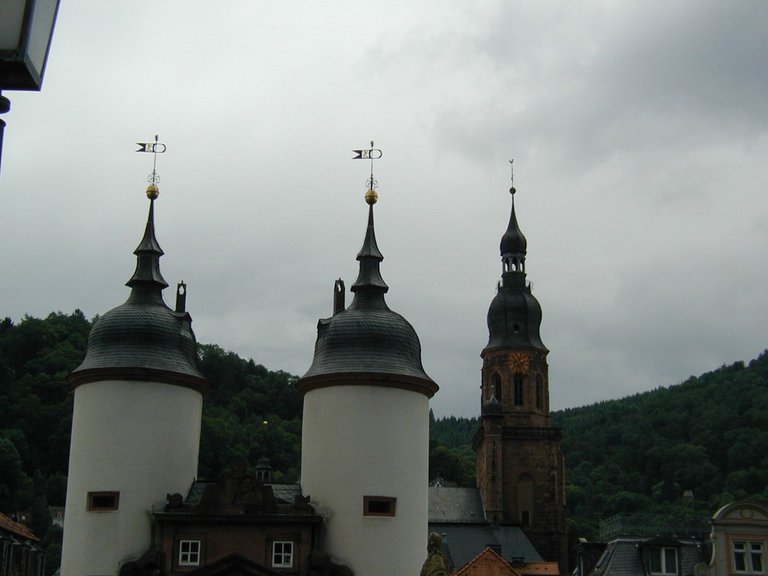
top-left (428, 485), bottom-right (542, 571)
top-left (0, 512), bottom-right (38, 541)
top-left (153, 475), bottom-right (318, 522)
top-left (431, 523), bottom-right (543, 572)
top-left (521, 561), bottom-right (560, 576)
top-left (429, 486), bottom-right (487, 523)
top-left (587, 537), bottom-right (707, 576)
top-left (455, 547), bottom-right (523, 576)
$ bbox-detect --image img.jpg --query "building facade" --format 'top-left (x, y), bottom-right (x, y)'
top-left (709, 502), bottom-right (768, 576)
top-left (151, 473), bottom-right (321, 576)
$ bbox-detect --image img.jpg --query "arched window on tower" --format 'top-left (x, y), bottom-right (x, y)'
top-left (517, 474), bottom-right (534, 527)
top-left (492, 373), bottom-right (502, 402)
top-left (513, 375), bottom-right (524, 406)
top-left (535, 374), bottom-right (543, 409)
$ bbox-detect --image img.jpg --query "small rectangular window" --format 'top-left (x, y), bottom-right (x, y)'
top-left (87, 491), bottom-right (119, 511)
top-left (272, 541), bottom-right (294, 568)
top-left (649, 547), bottom-right (678, 575)
top-left (179, 540), bottom-right (201, 566)
top-left (363, 496), bottom-right (396, 517)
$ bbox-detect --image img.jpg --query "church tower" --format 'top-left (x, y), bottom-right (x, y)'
top-left (298, 171), bottom-right (438, 576)
top-left (61, 187), bottom-right (207, 575)
top-left (474, 177), bottom-right (568, 571)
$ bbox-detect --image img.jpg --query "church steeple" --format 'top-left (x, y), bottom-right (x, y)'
top-left (475, 168), bottom-right (568, 573)
top-left (484, 182), bottom-right (546, 353)
top-left (500, 185), bottom-right (527, 274)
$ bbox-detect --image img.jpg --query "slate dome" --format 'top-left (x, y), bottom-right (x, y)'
top-left (483, 185), bottom-right (547, 354)
top-left (299, 202), bottom-right (436, 396)
top-left (68, 199), bottom-right (205, 390)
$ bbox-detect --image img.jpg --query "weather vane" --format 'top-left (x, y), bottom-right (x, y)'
top-left (136, 135), bottom-right (167, 198)
top-left (353, 140), bottom-right (382, 204)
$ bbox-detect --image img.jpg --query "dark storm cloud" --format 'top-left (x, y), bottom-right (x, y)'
top-left (1, 1), bottom-right (765, 416)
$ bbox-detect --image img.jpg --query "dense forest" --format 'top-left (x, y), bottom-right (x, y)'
top-left (1, 311), bottom-right (767, 573)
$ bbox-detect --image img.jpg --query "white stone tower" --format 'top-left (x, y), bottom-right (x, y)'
top-left (298, 173), bottom-right (438, 576)
top-left (60, 188), bottom-right (207, 575)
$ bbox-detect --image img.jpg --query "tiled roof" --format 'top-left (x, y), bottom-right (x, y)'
top-left (455, 547), bottom-right (522, 576)
top-left (0, 512), bottom-right (38, 541)
top-left (428, 486), bottom-right (543, 571)
top-left (429, 487), bottom-right (486, 523)
top-left (270, 484), bottom-right (302, 505)
top-left (430, 523), bottom-right (542, 571)
top-left (587, 537), bottom-right (707, 576)
top-left (299, 204), bottom-right (436, 392)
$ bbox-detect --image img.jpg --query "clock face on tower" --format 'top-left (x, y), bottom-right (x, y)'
top-left (510, 352), bottom-right (529, 373)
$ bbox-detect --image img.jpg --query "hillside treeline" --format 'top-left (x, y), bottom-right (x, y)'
top-left (554, 352), bottom-right (768, 538)
top-left (2, 311), bottom-right (767, 570)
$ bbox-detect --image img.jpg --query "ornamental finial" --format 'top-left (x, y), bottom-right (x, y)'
top-left (353, 140), bottom-right (383, 205)
top-left (136, 135), bottom-right (167, 199)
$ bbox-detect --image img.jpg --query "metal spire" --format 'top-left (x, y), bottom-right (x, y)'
top-left (351, 141), bottom-right (388, 294)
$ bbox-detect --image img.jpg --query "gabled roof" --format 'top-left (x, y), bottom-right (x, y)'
top-left (0, 512), bottom-right (38, 541)
top-left (455, 547), bottom-right (522, 576)
top-left (428, 486), bottom-right (543, 571)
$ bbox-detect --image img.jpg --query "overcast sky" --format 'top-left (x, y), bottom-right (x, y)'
top-left (1, 1), bottom-right (766, 417)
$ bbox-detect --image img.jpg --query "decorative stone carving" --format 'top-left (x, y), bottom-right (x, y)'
top-left (421, 533), bottom-right (451, 576)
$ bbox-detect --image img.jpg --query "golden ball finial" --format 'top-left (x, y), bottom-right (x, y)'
top-left (146, 184), bottom-right (159, 200)
top-left (365, 188), bottom-right (378, 205)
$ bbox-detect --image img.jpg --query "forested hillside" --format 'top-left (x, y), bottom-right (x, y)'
top-left (1, 311), bottom-right (767, 572)
top-left (554, 352), bottom-right (768, 538)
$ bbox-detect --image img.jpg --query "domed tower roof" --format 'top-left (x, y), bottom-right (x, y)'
top-left (500, 191), bottom-right (527, 259)
top-left (483, 183), bottom-right (547, 354)
top-left (298, 187), bottom-right (437, 398)
top-left (68, 193), bottom-right (206, 391)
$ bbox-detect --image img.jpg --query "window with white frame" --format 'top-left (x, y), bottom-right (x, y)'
top-left (272, 541), bottom-right (294, 568)
top-left (649, 546), bottom-right (678, 575)
top-left (178, 540), bottom-right (201, 566)
top-left (733, 541), bottom-right (765, 574)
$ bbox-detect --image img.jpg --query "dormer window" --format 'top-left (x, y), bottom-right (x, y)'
top-left (648, 546), bottom-right (678, 575)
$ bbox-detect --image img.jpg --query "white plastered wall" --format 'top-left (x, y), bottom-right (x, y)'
top-left (61, 380), bottom-right (202, 576)
top-left (301, 384), bottom-right (430, 576)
